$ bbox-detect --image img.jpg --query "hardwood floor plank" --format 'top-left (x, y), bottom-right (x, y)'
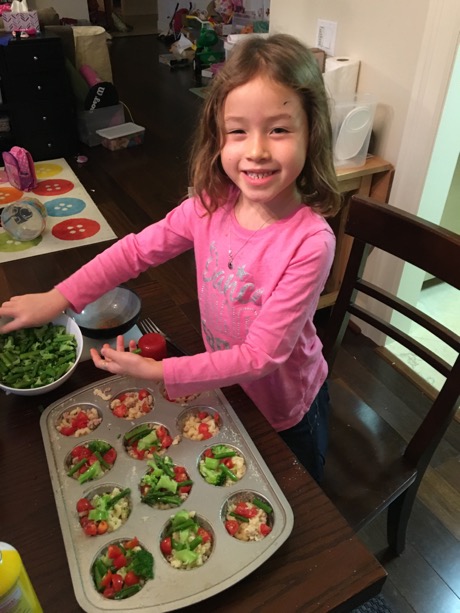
top-left (417, 463), bottom-right (460, 539)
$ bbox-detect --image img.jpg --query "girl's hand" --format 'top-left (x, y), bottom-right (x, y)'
top-left (0, 289), bottom-right (70, 333)
top-left (90, 335), bottom-right (164, 382)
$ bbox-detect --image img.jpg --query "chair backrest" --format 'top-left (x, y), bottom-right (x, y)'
top-left (323, 195), bottom-right (460, 474)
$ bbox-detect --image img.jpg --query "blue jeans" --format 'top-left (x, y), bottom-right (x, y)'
top-left (278, 381), bottom-right (330, 484)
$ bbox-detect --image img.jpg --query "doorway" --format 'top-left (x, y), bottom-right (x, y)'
top-left (385, 41), bottom-right (460, 392)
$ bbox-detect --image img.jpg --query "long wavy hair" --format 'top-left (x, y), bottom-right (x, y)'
top-left (189, 33), bottom-right (341, 217)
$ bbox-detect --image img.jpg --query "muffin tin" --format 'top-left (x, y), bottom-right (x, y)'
top-left (40, 375), bottom-right (294, 612)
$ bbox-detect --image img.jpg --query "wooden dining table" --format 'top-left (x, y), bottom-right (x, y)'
top-left (0, 241), bottom-right (386, 612)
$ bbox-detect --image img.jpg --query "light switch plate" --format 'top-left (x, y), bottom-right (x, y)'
top-left (316, 19), bottom-right (337, 55)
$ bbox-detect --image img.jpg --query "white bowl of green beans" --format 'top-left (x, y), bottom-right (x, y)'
top-left (0, 313), bottom-right (83, 396)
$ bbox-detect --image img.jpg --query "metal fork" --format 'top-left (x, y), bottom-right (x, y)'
top-left (138, 317), bottom-right (187, 355)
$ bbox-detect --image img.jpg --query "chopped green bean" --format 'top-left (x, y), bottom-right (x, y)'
top-left (0, 323), bottom-right (77, 389)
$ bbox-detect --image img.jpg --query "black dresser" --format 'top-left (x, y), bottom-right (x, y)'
top-left (0, 32), bottom-right (77, 161)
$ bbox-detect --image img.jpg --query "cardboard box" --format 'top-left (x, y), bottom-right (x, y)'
top-left (2, 10), bottom-right (40, 32)
top-left (77, 103), bottom-right (125, 147)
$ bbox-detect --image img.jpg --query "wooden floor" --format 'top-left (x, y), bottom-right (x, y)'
top-left (71, 34), bottom-right (460, 613)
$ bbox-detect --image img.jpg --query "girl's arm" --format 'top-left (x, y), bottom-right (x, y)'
top-left (57, 201), bottom-right (196, 313)
top-left (0, 199), bottom-right (198, 334)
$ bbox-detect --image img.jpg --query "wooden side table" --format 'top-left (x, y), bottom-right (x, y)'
top-left (318, 155), bottom-right (394, 309)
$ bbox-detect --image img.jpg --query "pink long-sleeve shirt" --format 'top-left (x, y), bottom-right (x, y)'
top-left (57, 196), bottom-right (335, 431)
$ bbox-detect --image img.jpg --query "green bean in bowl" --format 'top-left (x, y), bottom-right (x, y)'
top-left (0, 314), bottom-right (83, 396)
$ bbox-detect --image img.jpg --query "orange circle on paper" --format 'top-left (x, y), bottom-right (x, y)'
top-left (0, 186), bottom-right (24, 205)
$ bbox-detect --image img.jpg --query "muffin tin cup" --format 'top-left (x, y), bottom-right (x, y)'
top-left (40, 375), bottom-right (294, 612)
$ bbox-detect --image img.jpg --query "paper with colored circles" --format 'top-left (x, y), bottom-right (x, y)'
top-left (0, 158), bottom-right (117, 263)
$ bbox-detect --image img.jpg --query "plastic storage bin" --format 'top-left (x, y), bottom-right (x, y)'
top-left (96, 122), bottom-right (145, 151)
top-left (77, 103), bottom-right (125, 147)
top-left (331, 94), bottom-right (377, 168)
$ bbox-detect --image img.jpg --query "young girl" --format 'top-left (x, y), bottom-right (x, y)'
top-left (0, 34), bottom-right (341, 483)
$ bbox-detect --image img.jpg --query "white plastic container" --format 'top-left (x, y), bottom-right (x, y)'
top-left (96, 122), bottom-right (145, 151)
top-left (331, 94), bottom-right (377, 168)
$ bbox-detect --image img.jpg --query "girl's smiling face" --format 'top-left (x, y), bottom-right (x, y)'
top-left (220, 76), bottom-right (309, 215)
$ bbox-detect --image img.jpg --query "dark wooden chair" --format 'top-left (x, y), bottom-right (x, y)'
top-left (321, 194), bottom-right (460, 555)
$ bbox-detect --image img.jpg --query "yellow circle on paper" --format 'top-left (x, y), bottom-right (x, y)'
top-left (35, 163), bottom-right (64, 179)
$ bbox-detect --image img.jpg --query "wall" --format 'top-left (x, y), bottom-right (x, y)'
top-left (29, 0), bottom-right (89, 21)
top-left (270, 0), bottom-right (460, 345)
top-left (269, 0), bottom-right (429, 167)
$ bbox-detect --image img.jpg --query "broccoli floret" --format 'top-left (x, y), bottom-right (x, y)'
top-left (199, 463), bottom-right (226, 486)
top-left (137, 430), bottom-right (159, 451)
top-left (155, 474), bottom-right (178, 494)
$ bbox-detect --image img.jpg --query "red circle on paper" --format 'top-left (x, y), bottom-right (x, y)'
top-left (33, 179), bottom-right (74, 196)
top-left (0, 186), bottom-right (24, 205)
top-left (52, 218), bottom-right (100, 240)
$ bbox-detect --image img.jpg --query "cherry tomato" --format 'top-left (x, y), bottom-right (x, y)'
top-left (113, 554), bottom-right (127, 570)
top-left (73, 412), bottom-right (89, 429)
top-left (160, 536), bottom-right (172, 555)
top-left (235, 502), bottom-right (258, 518)
top-left (179, 485), bottom-right (192, 494)
top-left (84, 521), bottom-right (97, 536)
top-left (113, 404), bottom-right (128, 418)
top-left (161, 435), bottom-right (173, 449)
top-left (157, 426), bottom-right (166, 439)
top-left (141, 401), bottom-right (151, 413)
top-left (103, 448), bottom-right (117, 465)
top-left (197, 411), bottom-right (208, 420)
top-left (173, 465), bottom-right (186, 475)
top-left (213, 413), bottom-right (220, 423)
top-left (71, 445), bottom-right (91, 459)
top-left (223, 458), bottom-right (234, 469)
top-left (174, 472), bottom-right (188, 483)
top-left (260, 523), bottom-right (272, 536)
top-left (137, 333), bottom-right (167, 360)
top-left (111, 574), bottom-right (124, 593)
top-left (197, 527), bottom-right (211, 543)
top-left (60, 425), bottom-right (76, 436)
top-left (124, 537), bottom-right (139, 550)
top-left (76, 498), bottom-right (93, 513)
top-left (101, 570), bottom-right (112, 588)
top-left (202, 432), bottom-right (212, 440)
top-left (97, 520), bottom-right (109, 535)
top-left (203, 449), bottom-right (213, 458)
top-left (88, 454), bottom-right (98, 466)
top-left (108, 544), bottom-right (123, 559)
top-left (102, 587), bottom-right (115, 599)
top-left (138, 389), bottom-right (149, 400)
top-left (124, 571), bottom-right (140, 586)
top-left (135, 447), bottom-right (146, 460)
top-left (198, 423), bottom-right (209, 435)
top-left (225, 520), bottom-right (239, 536)
top-left (80, 516), bottom-right (89, 528)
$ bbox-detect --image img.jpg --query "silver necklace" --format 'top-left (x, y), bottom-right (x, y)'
top-left (228, 218), bottom-right (268, 269)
